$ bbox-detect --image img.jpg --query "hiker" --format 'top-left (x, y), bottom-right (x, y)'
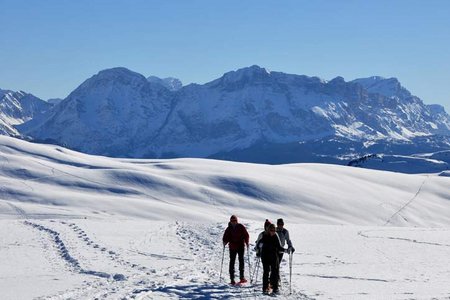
top-left (276, 218), bottom-right (295, 264)
top-left (254, 219), bottom-right (271, 256)
top-left (256, 223), bottom-right (285, 295)
top-left (222, 215), bottom-right (250, 285)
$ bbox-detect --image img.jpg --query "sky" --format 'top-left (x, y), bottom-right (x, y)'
top-left (1, 0), bottom-right (450, 111)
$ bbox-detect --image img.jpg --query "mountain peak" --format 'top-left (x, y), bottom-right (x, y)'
top-left (210, 65), bottom-right (272, 87)
top-left (147, 76), bottom-right (183, 91)
top-left (329, 76), bottom-right (346, 84)
top-left (95, 67), bottom-right (147, 81)
top-left (352, 76), bottom-right (400, 86)
top-left (234, 65), bottom-right (271, 76)
top-left (428, 104), bottom-right (447, 114)
top-left (0, 89), bottom-right (51, 136)
top-left (352, 76), bottom-right (409, 98)
top-left (75, 67), bottom-right (149, 94)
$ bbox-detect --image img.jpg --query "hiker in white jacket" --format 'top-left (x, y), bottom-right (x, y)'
top-left (275, 218), bottom-right (294, 264)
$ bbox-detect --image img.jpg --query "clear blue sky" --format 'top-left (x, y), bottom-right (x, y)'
top-left (1, 0), bottom-right (450, 111)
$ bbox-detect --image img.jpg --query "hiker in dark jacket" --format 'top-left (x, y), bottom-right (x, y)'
top-left (256, 223), bottom-right (286, 295)
top-left (222, 215), bottom-right (250, 285)
top-left (254, 219), bottom-right (271, 256)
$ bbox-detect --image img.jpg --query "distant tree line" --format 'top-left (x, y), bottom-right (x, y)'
top-left (347, 154), bottom-right (382, 167)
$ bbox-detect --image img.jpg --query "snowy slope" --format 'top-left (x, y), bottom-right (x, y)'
top-left (1, 136), bottom-right (450, 299)
top-left (1, 135), bottom-right (450, 225)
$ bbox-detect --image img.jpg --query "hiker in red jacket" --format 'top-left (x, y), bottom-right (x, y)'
top-left (222, 215), bottom-right (250, 285)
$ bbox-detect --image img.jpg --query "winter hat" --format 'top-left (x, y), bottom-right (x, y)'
top-left (277, 218), bottom-right (284, 225)
top-left (230, 215), bottom-right (238, 222)
top-left (264, 219), bottom-right (271, 230)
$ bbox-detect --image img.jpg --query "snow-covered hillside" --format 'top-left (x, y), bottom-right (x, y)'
top-left (1, 135), bottom-right (450, 225)
top-left (17, 66), bottom-right (450, 162)
top-left (1, 136), bottom-right (450, 299)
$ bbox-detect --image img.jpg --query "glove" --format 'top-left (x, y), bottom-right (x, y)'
top-left (288, 246), bottom-right (295, 254)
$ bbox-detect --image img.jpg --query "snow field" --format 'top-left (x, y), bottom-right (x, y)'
top-left (3, 216), bottom-right (450, 299)
top-left (1, 136), bottom-right (450, 298)
top-left (1, 135), bottom-right (450, 227)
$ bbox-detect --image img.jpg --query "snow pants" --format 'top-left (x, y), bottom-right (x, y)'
top-left (229, 247), bottom-right (245, 281)
top-left (277, 251), bottom-right (284, 280)
top-left (262, 255), bottom-right (279, 292)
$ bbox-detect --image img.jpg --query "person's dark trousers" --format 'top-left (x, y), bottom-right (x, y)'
top-left (277, 252), bottom-right (284, 281)
top-left (229, 247), bottom-right (245, 281)
top-left (262, 256), bottom-right (279, 292)
top-left (278, 252), bottom-right (284, 263)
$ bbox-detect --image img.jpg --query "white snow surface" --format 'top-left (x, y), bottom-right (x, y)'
top-left (1, 136), bottom-right (450, 299)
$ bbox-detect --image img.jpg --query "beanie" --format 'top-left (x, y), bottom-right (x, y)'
top-left (264, 219), bottom-right (271, 230)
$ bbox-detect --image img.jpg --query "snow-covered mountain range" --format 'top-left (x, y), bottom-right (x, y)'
top-left (0, 89), bottom-right (52, 136)
top-left (9, 66), bottom-right (450, 163)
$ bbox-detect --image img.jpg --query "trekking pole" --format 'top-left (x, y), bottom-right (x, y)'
top-left (247, 245), bottom-right (252, 282)
top-left (254, 257), bottom-right (261, 285)
top-left (219, 245), bottom-right (225, 282)
top-left (251, 257), bottom-right (259, 284)
top-left (289, 252), bottom-right (293, 294)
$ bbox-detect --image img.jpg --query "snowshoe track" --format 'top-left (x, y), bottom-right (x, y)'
top-left (24, 219), bottom-right (312, 299)
top-left (25, 220), bottom-right (158, 299)
top-left (63, 221), bottom-right (156, 275)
